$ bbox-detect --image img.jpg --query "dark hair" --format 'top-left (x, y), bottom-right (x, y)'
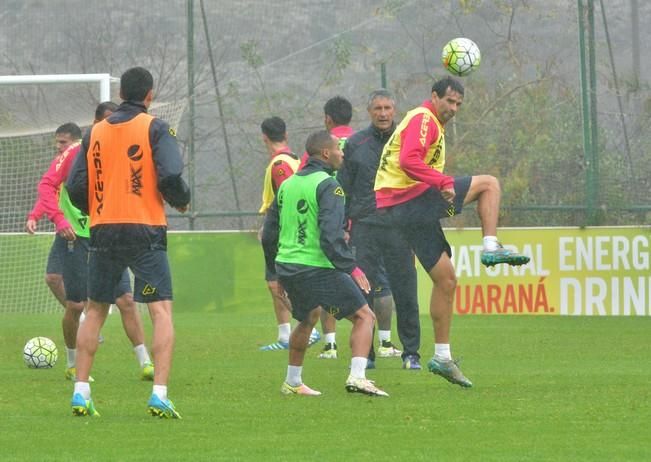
top-left (120, 67), bottom-right (154, 102)
top-left (94, 101), bottom-right (118, 121)
top-left (323, 96), bottom-right (352, 125)
top-left (305, 130), bottom-right (334, 157)
top-left (260, 116), bottom-right (286, 142)
top-left (55, 122), bottom-right (82, 139)
top-left (431, 76), bottom-right (465, 98)
top-left (367, 88), bottom-right (395, 109)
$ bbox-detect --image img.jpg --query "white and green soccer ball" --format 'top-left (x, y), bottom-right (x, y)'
top-left (23, 336), bottom-right (58, 369)
top-left (441, 37), bottom-right (481, 77)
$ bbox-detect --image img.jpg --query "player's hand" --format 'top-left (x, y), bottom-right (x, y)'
top-left (343, 230), bottom-right (350, 244)
top-left (441, 187), bottom-right (455, 204)
top-left (351, 267), bottom-right (370, 294)
top-left (25, 219), bottom-right (37, 234)
top-left (58, 226), bottom-right (76, 241)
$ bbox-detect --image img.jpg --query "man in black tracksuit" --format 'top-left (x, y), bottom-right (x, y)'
top-left (337, 89), bottom-right (421, 369)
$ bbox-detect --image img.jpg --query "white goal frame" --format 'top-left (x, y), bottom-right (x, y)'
top-left (0, 75), bottom-right (187, 315)
top-left (0, 73), bottom-right (118, 102)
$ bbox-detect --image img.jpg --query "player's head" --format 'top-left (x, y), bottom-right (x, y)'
top-left (305, 130), bottom-right (343, 170)
top-left (54, 122), bottom-right (82, 154)
top-left (367, 89), bottom-right (395, 132)
top-left (261, 116), bottom-right (287, 144)
top-left (323, 96), bottom-right (352, 129)
top-left (431, 76), bottom-right (464, 125)
top-left (120, 67), bottom-right (154, 106)
top-left (94, 101), bottom-right (119, 123)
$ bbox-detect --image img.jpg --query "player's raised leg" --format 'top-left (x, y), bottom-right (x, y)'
top-left (463, 175), bottom-right (530, 267)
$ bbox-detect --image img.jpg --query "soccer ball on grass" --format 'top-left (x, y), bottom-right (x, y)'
top-left (441, 37), bottom-right (481, 77)
top-left (23, 336), bottom-right (58, 369)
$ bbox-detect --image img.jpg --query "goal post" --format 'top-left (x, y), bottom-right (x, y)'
top-left (0, 73), bottom-right (187, 314)
top-left (0, 73), bottom-right (117, 102)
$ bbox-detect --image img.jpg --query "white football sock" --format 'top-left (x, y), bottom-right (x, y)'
top-left (324, 332), bottom-right (336, 345)
top-left (153, 385), bottom-right (168, 401)
top-left (286, 365), bottom-right (302, 387)
top-left (133, 344), bottom-right (151, 367)
top-left (278, 323), bottom-right (291, 343)
top-left (350, 357), bottom-right (367, 379)
top-left (483, 236), bottom-right (499, 251)
top-left (74, 381), bottom-right (91, 400)
top-left (65, 347), bottom-right (76, 369)
top-left (434, 343), bottom-right (452, 360)
top-left (378, 330), bottom-right (391, 343)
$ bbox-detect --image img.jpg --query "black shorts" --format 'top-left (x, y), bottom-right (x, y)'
top-left (62, 237), bottom-right (89, 303)
top-left (435, 175), bottom-right (472, 219)
top-left (88, 248), bottom-right (172, 304)
top-left (46, 234), bottom-right (67, 275)
top-left (264, 263), bottom-right (278, 282)
top-left (377, 177), bottom-right (472, 273)
top-left (278, 268), bottom-right (368, 322)
top-left (350, 221), bottom-right (391, 298)
top-left (63, 237), bottom-right (134, 303)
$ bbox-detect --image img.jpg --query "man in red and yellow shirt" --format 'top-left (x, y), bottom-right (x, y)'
top-left (374, 76), bottom-right (529, 388)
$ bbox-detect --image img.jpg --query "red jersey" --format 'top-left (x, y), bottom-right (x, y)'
top-left (27, 142), bottom-right (81, 232)
top-left (298, 125), bottom-right (354, 170)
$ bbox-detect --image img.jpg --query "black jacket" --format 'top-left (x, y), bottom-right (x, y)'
top-left (66, 101), bottom-right (190, 250)
top-left (261, 157), bottom-right (356, 277)
top-left (337, 123), bottom-right (395, 225)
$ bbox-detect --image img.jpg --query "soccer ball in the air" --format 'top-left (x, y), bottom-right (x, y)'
top-left (441, 38), bottom-right (481, 77)
top-left (23, 336), bottom-right (58, 369)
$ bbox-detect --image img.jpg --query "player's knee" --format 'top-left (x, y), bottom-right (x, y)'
top-left (439, 274), bottom-right (457, 294)
top-left (148, 301), bottom-right (173, 323)
top-left (306, 308), bottom-right (321, 326)
top-left (473, 174), bottom-right (500, 195)
top-left (481, 174), bottom-right (500, 194)
top-left (45, 273), bottom-right (62, 289)
top-left (65, 301), bottom-right (84, 316)
top-left (431, 268), bottom-right (457, 294)
top-left (488, 175), bottom-right (501, 194)
top-left (115, 292), bottom-right (136, 311)
top-left (266, 280), bottom-right (280, 295)
top-left (354, 305), bottom-right (376, 326)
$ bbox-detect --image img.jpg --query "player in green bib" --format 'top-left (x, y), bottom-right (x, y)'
top-left (58, 186), bottom-right (89, 237)
top-left (262, 130), bottom-right (389, 397)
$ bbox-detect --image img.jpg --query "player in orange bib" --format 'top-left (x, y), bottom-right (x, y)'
top-left (67, 67), bottom-right (190, 418)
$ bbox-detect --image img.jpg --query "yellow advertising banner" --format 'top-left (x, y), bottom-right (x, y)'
top-left (416, 227), bottom-right (651, 316)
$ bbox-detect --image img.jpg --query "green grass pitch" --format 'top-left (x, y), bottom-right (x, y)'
top-left (0, 309), bottom-right (649, 461)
